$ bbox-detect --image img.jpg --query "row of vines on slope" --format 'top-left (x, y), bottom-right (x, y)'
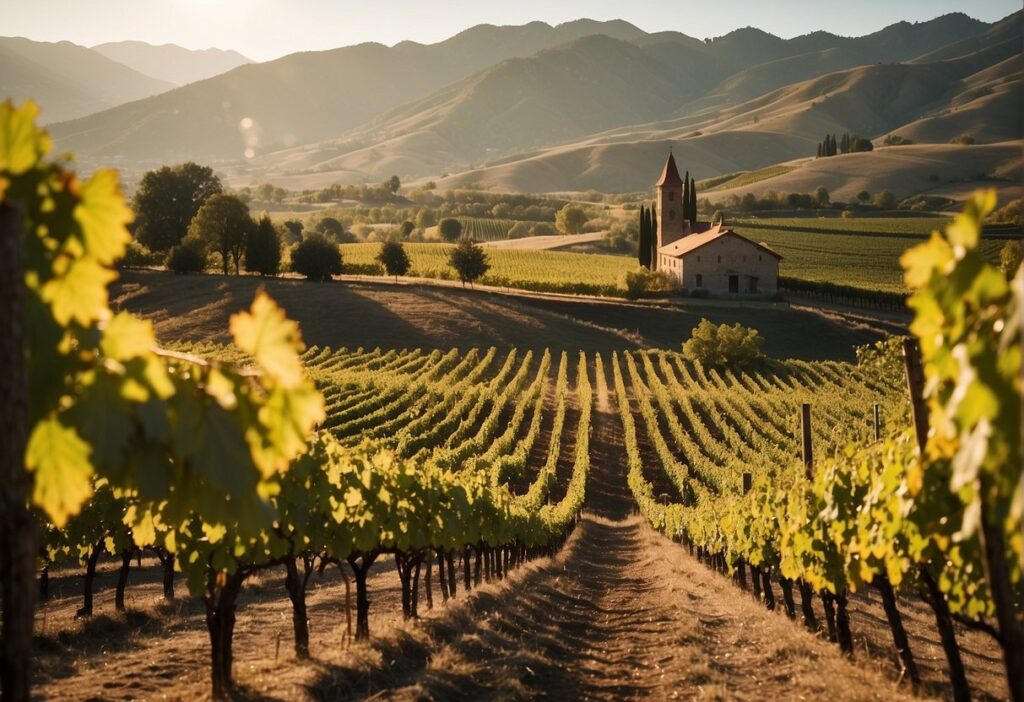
top-left (616, 194), bottom-right (1021, 701)
top-left (2, 101), bottom-right (594, 701)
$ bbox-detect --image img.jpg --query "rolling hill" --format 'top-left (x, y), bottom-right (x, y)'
top-left (47, 19), bottom-right (652, 166)
top-left (92, 41), bottom-right (252, 86)
top-left (0, 36), bottom-right (174, 123)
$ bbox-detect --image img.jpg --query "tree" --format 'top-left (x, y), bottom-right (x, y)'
top-left (682, 319), bottom-right (765, 367)
top-left (256, 183), bottom-right (275, 202)
top-left (689, 177), bottom-right (698, 221)
top-left (188, 194), bottom-right (254, 275)
top-left (850, 136), bottom-right (874, 153)
top-left (132, 162), bottom-right (222, 252)
top-left (555, 204), bottom-right (587, 235)
top-left (167, 236), bottom-right (207, 274)
top-left (282, 219), bottom-right (304, 245)
top-left (377, 240), bottom-right (411, 280)
top-left (291, 233), bottom-right (342, 281)
top-left (638, 205), bottom-right (651, 269)
top-left (244, 215), bottom-right (281, 276)
top-left (315, 216), bottom-right (350, 243)
top-left (813, 186), bottom-right (830, 205)
top-left (415, 208), bottom-right (436, 230)
top-left (449, 238), bottom-right (490, 286)
top-left (650, 205), bottom-right (658, 264)
top-left (874, 190), bottom-right (897, 210)
top-left (856, 190), bottom-right (871, 203)
top-left (438, 217), bottom-right (463, 242)
top-left (999, 240), bottom-right (1022, 280)
top-left (386, 175), bottom-right (401, 194)
top-left (399, 220), bottom-right (415, 239)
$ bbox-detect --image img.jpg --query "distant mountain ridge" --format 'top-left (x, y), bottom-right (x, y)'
top-left (92, 41), bottom-right (252, 86)
top-left (0, 36), bottom-right (174, 123)
top-left (42, 11), bottom-right (1023, 193)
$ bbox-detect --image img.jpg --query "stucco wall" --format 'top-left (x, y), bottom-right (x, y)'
top-left (667, 235), bottom-right (779, 294)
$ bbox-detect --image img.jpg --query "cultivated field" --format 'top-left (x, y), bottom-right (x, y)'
top-left (33, 347), bottom-right (1010, 700)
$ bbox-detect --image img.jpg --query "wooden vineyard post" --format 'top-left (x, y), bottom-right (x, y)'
top-left (902, 338), bottom-right (970, 701)
top-left (873, 403), bottom-right (881, 442)
top-left (801, 403), bottom-right (813, 480)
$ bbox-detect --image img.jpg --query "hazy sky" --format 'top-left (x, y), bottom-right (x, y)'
top-left (2, 0), bottom-right (1018, 61)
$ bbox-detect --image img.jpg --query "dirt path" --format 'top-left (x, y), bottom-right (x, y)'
top-left (324, 399), bottom-right (922, 701)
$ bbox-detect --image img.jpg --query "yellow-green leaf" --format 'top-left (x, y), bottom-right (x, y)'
top-left (0, 100), bottom-right (52, 175)
top-left (100, 312), bottom-right (155, 361)
top-left (229, 292), bottom-right (305, 387)
top-left (74, 169), bottom-right (132, 265)
top-left (40, 257), bottom-right (115, 326)
top-left (26, 418), bottom-right (94, 527)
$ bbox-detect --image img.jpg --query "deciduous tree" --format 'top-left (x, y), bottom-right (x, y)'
top-left (449, 237), bottom-right (489, 286)
top-left (133, 162), bottom-right (222, 252)
top-left (188, 194), bottom-right (254, 275)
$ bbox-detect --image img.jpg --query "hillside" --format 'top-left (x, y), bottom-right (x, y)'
top-left (48, 19), bottom-right (650, 167)
top-left (48, 12), bottom-right (1007, 179)
top-left (0, 36), bottom-right (173, 123)
top-left (92, 41), bottom-right (252, 85)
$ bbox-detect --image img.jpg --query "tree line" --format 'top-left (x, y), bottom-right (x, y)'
top-left (816, 132), bottom-right (874, 157)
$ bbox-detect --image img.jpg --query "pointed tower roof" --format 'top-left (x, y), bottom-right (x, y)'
top-left (655, 152), bottom-right (683, 187)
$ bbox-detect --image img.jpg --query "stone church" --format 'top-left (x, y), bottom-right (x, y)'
top-left (653, 153), bottom-right (780, 295)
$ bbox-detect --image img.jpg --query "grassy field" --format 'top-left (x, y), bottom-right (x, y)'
top-left (341, 242), bottom-right (635, 295)
top-left (732, 217), bottom-right (1020, 292)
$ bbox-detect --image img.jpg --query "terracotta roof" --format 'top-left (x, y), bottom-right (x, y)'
top-left (655, 152), bottom-right (683, 187)
top-left (658, 225), bottom-right (783, 260)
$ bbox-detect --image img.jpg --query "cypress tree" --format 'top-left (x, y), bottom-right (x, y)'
top-left (650, 204), bottom-right (658, 267)
top-left (689, 178), bottom-right (698, 221)
top-left (683, 171), bottom-right (690, 222)
top-left (817, 143), bottom-right (822, 158)
top-left (831, 134), bottom-right (838, 156)
top-left (638, 205), bottom-right (650, 268)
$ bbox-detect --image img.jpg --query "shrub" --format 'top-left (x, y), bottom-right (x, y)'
top-left (999, 241), bottom-right (1022, 280)
top-left (438, 218), bottom-right (463, 242)
top-left (622, 267), bottom-right (677, 299)
top-left (291, 233), bottom-right (342, 281)
top-left (682, 319), bottom-right (764, 366)
top-left (167, 236), bottom-right (207, 274)
top-left (873, 190), bottom-right (897, 210)
top-left (530, 222), bottom-right (558, 236)
top-left (508, 221), bottom-right (531, 239)
top-left (950, 133), bottom-right (975, 145)
top-left (118, 241), bottom-right (163, 269)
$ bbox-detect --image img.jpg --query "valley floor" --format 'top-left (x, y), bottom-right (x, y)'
top-left (112, 270), bottom-right (896, 361)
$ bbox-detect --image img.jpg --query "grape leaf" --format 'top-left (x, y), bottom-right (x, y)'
top-left (74, 169), bottom-right (132, 265)
top-left (0, 100), bottom-right (51, 175)
top-left (40, 257), bottom-right (115, 326)
top-left (26, 418), bottom-right (94, 527)
top-left (229, 292), bottom-right (305, 387)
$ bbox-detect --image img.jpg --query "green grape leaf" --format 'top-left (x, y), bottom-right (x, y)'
top-left (0, 100), bottom-right (51, 175)
top-left (26, 418), bottom-right (94, 527)
top-left (40, 257), bottom-right (115, 326)
top-left (100, 312), bottom-right (155, 361)
top-left (229, 292), bottom-right (305, 387)
top-left (74, 169), bottom-right (132, 265)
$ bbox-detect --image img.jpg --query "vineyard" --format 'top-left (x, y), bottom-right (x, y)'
top-left (340, 242), bottom-right (633, 295)
top-left (3, 102), bottom-right (1021, 702)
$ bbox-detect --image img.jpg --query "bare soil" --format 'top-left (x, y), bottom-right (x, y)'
top-left (112, 270), bottom-right (887, 361)
top-left (30, 377), bottom-right (1008, 700)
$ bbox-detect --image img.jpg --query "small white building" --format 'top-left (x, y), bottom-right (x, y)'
top-left (653, 153), bottom-right (781, 294)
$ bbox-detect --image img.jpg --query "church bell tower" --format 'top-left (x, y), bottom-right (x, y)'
top-left (655, 152), bottom-right (685, 251)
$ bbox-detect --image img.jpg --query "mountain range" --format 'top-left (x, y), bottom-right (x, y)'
top-left (7, 12), bottom-right (1022, 195)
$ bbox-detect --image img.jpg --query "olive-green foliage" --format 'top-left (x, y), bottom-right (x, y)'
top-left (132, 162), bottom-right (222, 252)
top-left (682, 319), bottom-right (765, 367)
top-left (167, 236), bottom-right (207, 274)
top-left (291, 233), bottom-right (342, 281)
top-left (999, 240), bottom-right (1022, 280)
top-left (438, 217), bottom-right (463, 242)
top-left (449, 237), bottom-right (489, 285)
top-left (244, 215), bottom-right (282, 277)
top-left (188, 193), bottom-right (253, 275)
top-left (622, 267), bottom-right (676, 300)
top-left (376, 240), bottom-right (411, 278)
top-left (555, 204), bottom-right (588, 235)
